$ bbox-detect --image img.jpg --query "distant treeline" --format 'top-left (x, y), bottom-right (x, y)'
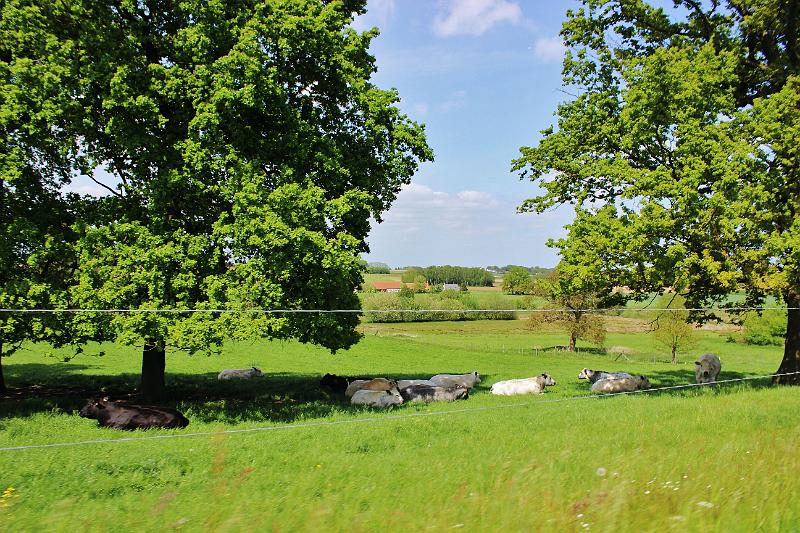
top-left (486, 265), bottom-right (555, 277)
top-left (365, 261), bottom-right (391, 274)
top-left (400, 265), bottom-right (495, 287)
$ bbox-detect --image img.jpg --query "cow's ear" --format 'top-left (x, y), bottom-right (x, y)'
top-left (694, 361), bottom-right (701, 365)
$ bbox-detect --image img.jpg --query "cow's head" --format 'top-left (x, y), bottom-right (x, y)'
top-left (79, 397), bottom-right (110, 419)
top-left (541, 373), bottom-right (556, 386)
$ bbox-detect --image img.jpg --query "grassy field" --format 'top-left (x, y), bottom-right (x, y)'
top-left (0, 318), bottom-right (797, 531)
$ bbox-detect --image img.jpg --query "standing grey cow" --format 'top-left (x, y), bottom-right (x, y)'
top-left (695, 354), bottom-right (722, 384)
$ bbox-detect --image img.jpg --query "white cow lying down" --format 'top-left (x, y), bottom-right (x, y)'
top-left (591, 375), bottom-right (651, 393)
top-left (429, 372), bottom-right (481, 389)
top-left (350, 388), bottom-right (403, 407)
top-left (490, 373), bottom-right (556, 396)
top-left (218, 367), bottom-right (263, 380)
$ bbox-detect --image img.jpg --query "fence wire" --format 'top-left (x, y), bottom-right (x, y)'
top-left (0, 307), bottom-right (796, 314)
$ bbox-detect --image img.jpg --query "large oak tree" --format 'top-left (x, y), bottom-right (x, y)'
top-left (1, 0), bottom-right (432, 399)
top-left (514, 0), bottom-right (800, 382)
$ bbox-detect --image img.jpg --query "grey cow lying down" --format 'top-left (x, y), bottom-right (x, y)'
top-left (400, 384), bottom-right (469, 403)
top-left (218, 367), bottom-right (263, 380)
top-left (578, 368), bottom-right (633, 383)
top-left (79, 398), bottom-right (189, 430)
top-left (591, 375), bottom-right (651, 393)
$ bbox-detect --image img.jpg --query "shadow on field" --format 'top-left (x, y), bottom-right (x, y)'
top-left (0, 368), bottom-right (492, 425)
top-left (644, 368), bottom-right (776, 397)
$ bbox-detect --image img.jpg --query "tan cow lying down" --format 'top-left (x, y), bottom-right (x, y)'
top-left (490, 373), bottom-right (556, 396)
top-left (695, 354), bottom-right (721, 384)
top-left (344, 378), bottom-right (398, 398)
top-left (591, 375), bottom-right (651, 393)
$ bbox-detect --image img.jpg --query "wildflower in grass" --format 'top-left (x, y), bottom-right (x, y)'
top-left (1, 487), bottom-right (17, 509)
top-left (596, 467), bottom-right (606, 477)
top-left (697, 501), bottom-right (714, 508)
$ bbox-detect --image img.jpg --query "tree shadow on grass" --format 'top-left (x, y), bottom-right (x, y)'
top-left (640, 368), bottom-right (776, 399)
top-left (0, 366), bottom-right (491, 425)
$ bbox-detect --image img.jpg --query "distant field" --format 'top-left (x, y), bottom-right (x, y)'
top-left (0, 318), bottom-right (795, 531)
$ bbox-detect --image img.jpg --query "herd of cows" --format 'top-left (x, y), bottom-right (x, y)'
top-left (77, 354), bottom-right (723, 430)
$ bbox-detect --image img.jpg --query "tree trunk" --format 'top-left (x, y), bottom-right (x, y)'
top-left (141, 342), bottom-right (166, 401)
top-left (774, 290), bottom-right (800, 385)
top-left (671, 344), bottom-right (677, 364)
top-left (569, 331), bottom-right (577, 352)
top-left (0, 348), bottom-right (5, 394)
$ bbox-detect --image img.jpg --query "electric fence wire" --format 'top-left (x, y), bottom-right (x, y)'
top-left (0, 307), bottom-right (796, 314)
top-left (1, 370), bottom-right (798, 453)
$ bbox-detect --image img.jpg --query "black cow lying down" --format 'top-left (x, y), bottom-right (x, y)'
top-left (319, 373), bottom-right (374, 394)
top-left (79, 398), bottom-right (189, 430)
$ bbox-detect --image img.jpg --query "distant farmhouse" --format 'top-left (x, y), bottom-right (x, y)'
top-left (372, 282), bottom-right (430, 293)
top-left (442, 283), bottom-right (460, 291)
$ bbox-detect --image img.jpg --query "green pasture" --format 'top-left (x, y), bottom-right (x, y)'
top-left (0, 318), bottom-right (797, 531)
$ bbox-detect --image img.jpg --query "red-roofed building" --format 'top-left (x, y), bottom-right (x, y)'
top-left (370, 281), bottom-right (429, 292)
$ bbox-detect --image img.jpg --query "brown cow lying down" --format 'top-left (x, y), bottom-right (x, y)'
top-left (79, 398), bottom-right (189, 430)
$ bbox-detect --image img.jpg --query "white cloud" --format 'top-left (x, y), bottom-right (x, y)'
top-left (532, 35), bottom-right (566, 63)
top-left (364, 183), bottom-right (573, 267)
top-left (351, 0), bottom-right (396, 32)
top-left (438, 90), bottom-right (467, 112)
top-left (412, 102), bottom-right (430, 116)
top-left (432, 0), bottom-right (523, 37)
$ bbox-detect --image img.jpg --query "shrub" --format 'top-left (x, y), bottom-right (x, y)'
top-left (742, 310), bottom-right (786, 346)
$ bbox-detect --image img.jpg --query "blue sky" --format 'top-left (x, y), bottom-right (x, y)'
top-left (355, 0), bottom-right (581, 268)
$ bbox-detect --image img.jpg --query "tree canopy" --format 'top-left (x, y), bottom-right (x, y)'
top-left (0, 0), bottom-right (432, 397)
top-left (514, 0), bottom-right (800, 382)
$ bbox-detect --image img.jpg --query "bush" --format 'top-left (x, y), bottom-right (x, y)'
top-left (742, 310), bottom-right (786, 346)
top-left (360, 293), bottom-right (517, 322)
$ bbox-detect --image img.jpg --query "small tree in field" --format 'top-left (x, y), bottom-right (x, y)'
top-left (502, 266), bottom-right (532, 295)
top-left (529, 269), bottom-right (607, 352)
top-left (649, 295), bottom-right (698, 363)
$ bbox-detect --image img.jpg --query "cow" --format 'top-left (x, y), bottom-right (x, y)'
top-left (429, 371), bottom-right (481, 389)
top-left (217, 367), bottom-right (263, 380)
top-left (79, 398), bottom-right (189, 430)
top-left (319, 373), bottom-right (374, 394)
top-left (591, 375), bottom-right (651, 393)
top-left (396, 379), bottom-right (437, 390)
top-left (578, 368), bottom-right (633, 383)
top-left (344, 378), bottom-right (398, 398)
top-left (350, 388), bottom-right (403, 407)
top-left (490, 373), bottom-right (556, 396)
top-left (695, 354), bottom-right (722, 384)
top-left (400, 384), bottom-right (469, 403)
